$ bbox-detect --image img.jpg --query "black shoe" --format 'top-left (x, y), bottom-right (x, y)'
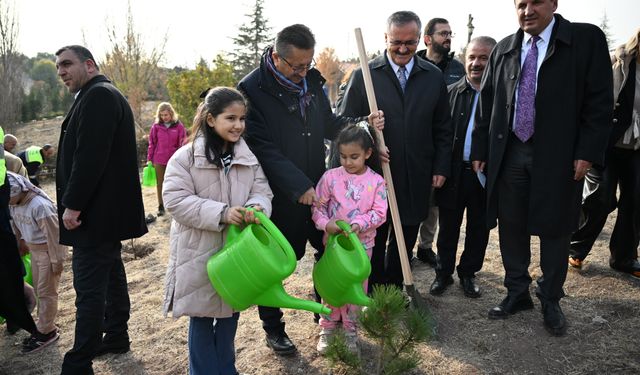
top-left (157, 205), bottom-right (165, 217)
top-left (429, 275), bottom-right (453, 296)
top-left (94, 341), bottom-right (131, 358)
top-left (145, 213), bottom-right (156, 224)
top-left (540, 300), bottom-right (567, 336)
top-left (460, 276), bottom-right (481, 298)
top-left (265, 332), bottom-right (297, 356)
top-left (417, 247), bottom-right (438, 267)
top-left (610, 259), bottom-right (640, 278)
top-left (488, 293), bottom-right (534, 320)
top-left (22, 329), bottom-right (60, 354)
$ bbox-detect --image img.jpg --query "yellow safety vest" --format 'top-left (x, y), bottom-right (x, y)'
top-left (25, 145), bottom-right (44, 164)
top-left (0, 126), bottom-right (6, 187)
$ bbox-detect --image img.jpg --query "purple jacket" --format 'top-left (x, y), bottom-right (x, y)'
top-left (147, 121), bottom-right (187, 165)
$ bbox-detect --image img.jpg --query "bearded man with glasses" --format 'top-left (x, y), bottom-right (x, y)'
top-left (414, 17), bottom-right (466, 269)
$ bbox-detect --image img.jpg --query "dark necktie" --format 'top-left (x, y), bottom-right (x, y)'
top-left (514, 35), bottom-right (540, 142)
top-left (397, 66), bottom-right (407, 92)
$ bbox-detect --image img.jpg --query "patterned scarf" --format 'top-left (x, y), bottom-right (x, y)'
top-left (265, 47), bottom-right (313, 118)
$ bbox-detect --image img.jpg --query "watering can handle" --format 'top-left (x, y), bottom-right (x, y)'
top-left (250, 208), bottom-right (297, 274)
top-left (334, 220), bottom-right (368, 255)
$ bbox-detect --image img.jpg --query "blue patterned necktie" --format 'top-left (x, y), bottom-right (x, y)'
top-left (397, 66), bottom-right (407, 92)
top-left (514, 35), bottom-right (540, 142)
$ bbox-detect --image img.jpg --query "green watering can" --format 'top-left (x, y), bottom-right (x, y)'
top-left (142, 161), bottom-right (156, 187)
top-left (22, 254), bottom-right (32, 286)
top-left (313, 221), bottom-right (372, 307)
top-left (0, 254), bottom-right (33, 325)
top-left (206, 209), bottom-right (331, 315)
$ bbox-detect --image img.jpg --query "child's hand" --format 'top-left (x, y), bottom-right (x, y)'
top-left (224, 206), bottom-right (246, 226)
top-left (243, 205), bottom-right (263, 224)
top-left (350, 223), bottom-right (361, 233)
top-left (325, 220), bottom-right (342, 235)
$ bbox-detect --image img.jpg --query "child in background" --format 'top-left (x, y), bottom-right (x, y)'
top-left (7, 172), bottom-right (67, 354)
top-left (162, 87), bottom-right (272, 375)
top-left (312, 122), bottom-right (387, 355)
top-left (147, 102), bottom-right (186, 216)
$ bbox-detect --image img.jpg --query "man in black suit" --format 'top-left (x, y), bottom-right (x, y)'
top-left (55, 45), bottom-right (147, 374)
top-left (338, 10), bottom-right (453, 290)
top-left (430, 36), bottom-right (496, 298)
top-left (471, 0), bottom-right (613, 336)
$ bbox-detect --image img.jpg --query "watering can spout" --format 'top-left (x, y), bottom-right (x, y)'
top-left (254, 284), bottom-right (331, 315)
top-left (346, 284), bottom-right (372, 307)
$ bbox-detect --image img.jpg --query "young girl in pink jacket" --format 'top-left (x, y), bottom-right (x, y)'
top-left (312, 122), bottom-right (387, 355)
top-left (147, 102), bottom-right (186, 216)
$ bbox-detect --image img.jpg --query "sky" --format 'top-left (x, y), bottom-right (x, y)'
top-left (15, 0), bottom-right (638, 68)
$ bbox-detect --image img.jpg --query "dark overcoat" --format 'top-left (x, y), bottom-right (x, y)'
top-left (238, 50), bottom-right (356, 253)
top-left (56, 75), bottom-right (147, 246)
top-left (338, 52), bottom-right (453, 225)
top-left (470, 14), bottom-right (613, 236)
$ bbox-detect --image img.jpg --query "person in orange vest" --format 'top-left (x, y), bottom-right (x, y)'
top-left (17, 144), bottom-right (55, 187)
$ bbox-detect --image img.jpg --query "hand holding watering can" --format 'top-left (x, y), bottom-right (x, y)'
top-left (207, 208), bottom-right (330, 315)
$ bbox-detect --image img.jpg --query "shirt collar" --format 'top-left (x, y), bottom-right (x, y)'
top-left (387, 54), bottom-right (415, 76)
top-left (523, 16), bottom-right (555, 46)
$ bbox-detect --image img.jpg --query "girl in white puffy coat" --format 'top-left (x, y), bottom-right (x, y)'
top-left (162, 87), bottom-right (273, 375)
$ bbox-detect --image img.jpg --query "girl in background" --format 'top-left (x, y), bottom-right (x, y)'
top-left (147, 102), bottom-right (186, 216)
top-left (162, 87), bottom-right (272, 375)
top-left (312, 122), bottom-right (387, 355)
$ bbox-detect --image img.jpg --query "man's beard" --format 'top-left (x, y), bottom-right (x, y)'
top-left (432, 41), bottom-right (451, 56)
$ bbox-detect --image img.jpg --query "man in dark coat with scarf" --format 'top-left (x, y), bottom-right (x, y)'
top-left (55, 45), bottom-right (147, 374)
top-left (471, 0), bottom-right (613, 336)
top-left (338, 10), bottom-right (453, 290)
top-left (238, 24), bottom-right (382, 356)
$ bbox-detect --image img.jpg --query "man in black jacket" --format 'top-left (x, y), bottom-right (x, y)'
top-left (55, 45), bottom-right (147, 374)
top-left (239, 25), bottom-right (382, 356)
top-left (415, 17), bottom-right (465, 267)
top-left (338, 11), bottom-right (453, 290)
top-left (430, 36), bottom-right (496, 298)
top-left (471, 0), bottom-right (612, 336)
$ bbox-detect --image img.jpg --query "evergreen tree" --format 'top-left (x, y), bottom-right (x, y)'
top-left (229, 0), bottom-right (271, 81)
top-left (600, 11), bottom-right (615, 50)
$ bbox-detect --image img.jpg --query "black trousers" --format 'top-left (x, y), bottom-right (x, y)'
top-left (497, 136), bottom-right (569, 302)
top-left (436, 165), bottom-right (489, 278)
top-left (570, 148), bottom-right (640, 266)
top-left (371, 219), bottom-right (420, 289)
top-left (257, 201), bottom-right (324, 335)
top-left (61, 242), bottom-right (130, 375)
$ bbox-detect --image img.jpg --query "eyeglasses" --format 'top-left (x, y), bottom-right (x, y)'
top-left (281, 56), bottom-right (316, 73)
top-left (431, 31), bottom-right (455, 38)
top-left (388, 39), bottom-right (420, 48)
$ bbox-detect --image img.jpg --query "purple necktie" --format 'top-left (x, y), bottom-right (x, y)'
top-left (514, 35), bottom-right (540, 142)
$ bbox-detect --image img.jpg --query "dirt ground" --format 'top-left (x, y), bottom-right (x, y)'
top-left (1, 178), bottom-right (639, 375)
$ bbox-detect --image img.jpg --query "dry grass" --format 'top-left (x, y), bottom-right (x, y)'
top-left (1, 116), bottom-right (638, 374)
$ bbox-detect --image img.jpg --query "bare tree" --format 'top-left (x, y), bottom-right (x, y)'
top-left (101, 1), bottom-right (167, 126)
top-left (0, 0), bottom-right (23, 128)
top-left (315, 47), bottom-right (343, 105)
